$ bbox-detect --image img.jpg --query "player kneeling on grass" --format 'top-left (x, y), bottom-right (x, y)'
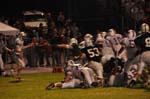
top-left (125, 61), bottom-right (150, 88)
top-left (103, 57), bottom-right (125, 87)
top-left (46, 60), bottom-right (99, 90)
top-left (124, 23), bottom-right (150, 88)
top-left (111, 55), bottom-right (150, 88)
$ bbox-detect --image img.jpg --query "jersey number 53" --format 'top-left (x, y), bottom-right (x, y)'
top-left (87, 48), bottom-right (100, 58)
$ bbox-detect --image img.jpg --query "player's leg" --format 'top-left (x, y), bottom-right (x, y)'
top-left (108, 75), bottom-right (116, 86)
top-left (88, 61), bottom-right (104, 86)
top-left (61, 79), bottom-right (81, 89)
top-left (141, 52), bottom-right (150, 87)
top-left (133, 52), bottom-right (150, 84)
top-left (80, 67), bottom-right (97, 87)
top-left (46, 79), bottom-right (82, 90)
top-left (15, 58), bottom-right (26, 81)
top-left (46, 82), bottom-right (62, 90)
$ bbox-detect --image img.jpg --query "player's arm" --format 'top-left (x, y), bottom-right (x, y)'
top-left (22, 42), bottom-right (34, 49)
top-left (56, 44), bottom-right (73, 49)
top-left (74, 53), bottom-right (86, 61)
top-left (64, 71), bottom-right (72, 82)
top-left (79, 53), bottom-right (86, 59)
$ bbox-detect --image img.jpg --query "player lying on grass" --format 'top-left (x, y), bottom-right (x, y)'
top-left (46, 60), bottom-right (99, 90)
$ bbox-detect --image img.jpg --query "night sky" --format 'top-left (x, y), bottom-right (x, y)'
top-left (0, 0), bottom-right (122, 33)
top-left (0, 0), bottom-right (67, 15)
top-left (0, 0), bottom-right (149, 33)
top-left (0, 0), bottom-right (120, 16)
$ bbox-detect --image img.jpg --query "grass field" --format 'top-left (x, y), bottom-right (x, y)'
top-left (0, 73), bottom-right (150, 99)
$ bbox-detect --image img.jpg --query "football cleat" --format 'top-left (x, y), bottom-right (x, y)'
top-left (46, 83), bottom-right (55, 90)
top-left (97, 78), bottom-right (104, 87)
top-left (80, 82), bottom-right (88, 89)
top-left (91, 82), bottom-right (99, 87)
top-left (127, 80), bottom-right (136, 88)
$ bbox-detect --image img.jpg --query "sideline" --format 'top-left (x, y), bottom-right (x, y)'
top-left (4, 64), bottom-right (64, 74)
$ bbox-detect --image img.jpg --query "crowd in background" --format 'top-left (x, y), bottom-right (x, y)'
top-left (0, 0), bottom-right (149, 69)
top-left (0, 10), bottom-right (82, 68)
top-left (121, 0), bottom-right (150, 31)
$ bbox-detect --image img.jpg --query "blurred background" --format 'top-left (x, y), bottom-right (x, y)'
top-left (0, 0), bottom-right (150, 33)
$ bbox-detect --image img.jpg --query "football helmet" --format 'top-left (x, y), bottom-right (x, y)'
top-left (141, 23), bottom-right (150, 33)
top-left (17, 32), bottom-right (26, 39)
top-left (69, 38), bottom-right (78, 45)
top-left (84, 33), bottom-right (94, 47)
top-left (84, 33), bottom-right (93, 41)
top-left (19, 31), bottom-right (26, 36)
top-left (67, 60), bottom-right (75, 66)
top-left (108, 28), bottom-right (116, 36)
top-left (127, 29), bottom-right (136, 39)
top-left (84, 38), bottom-right (94, 47)
top-left (101, 31), bottom-right (107, 38)
top-left (79, 41), bottom-right (85, 49)
top-left (96, 32), bottom-right (104, 44)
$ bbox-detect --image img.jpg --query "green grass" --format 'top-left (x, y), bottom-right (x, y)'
top-left (0, 73), bottom-right (150, 99)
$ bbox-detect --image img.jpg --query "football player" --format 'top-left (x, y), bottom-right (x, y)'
top-left (128, 23), bottom-right (150, 86)
top-left (106, 28), bottom-right (123, 57)
top-left (9, 32), bottom-right (34, 82)
top-left (121, 29), bottom-right (138, 72)
top-left (106, 28), bottom-right (127, 72)
top-left (79, 33), bottom-right (104, 86)
top-left (107, 57), bottom-right (125, 87)
top-left (95, 31), bottom-right (115, 65)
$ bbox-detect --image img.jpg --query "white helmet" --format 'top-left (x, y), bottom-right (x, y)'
top-left (96, 32), bottom-right (106, 44)
top-left (127, 29), bottom-right (136, 39)
top-left (79, 41), bottom-right (85, 49)
top-left (101, 31), bottom-right (107, 38)
top-left (84, 38), bottom-right (94, 47)
top-left (84, 33), bottom-right (93, 41)
top-left (108, 28), bottom-right (116, 36)
top-left (96, 34), bottom-right (103, 45)
top-left (84, 33), bottom-right (93, 47)
top-left (69, 38), bottom-right (78, 45)
top-left (141, 23), bottom-right (150, 33)
top-left (67, 60), bottom-right (75, 66)
top-left (19, 31), bottom-right (26, 37)
top-left (96, 33), bottom-right (102, 39)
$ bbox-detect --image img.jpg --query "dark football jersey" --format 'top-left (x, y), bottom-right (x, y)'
top-left (81, 45), bottom-right (102, 62)
top-left (134, 33), bottom-right (150, 53)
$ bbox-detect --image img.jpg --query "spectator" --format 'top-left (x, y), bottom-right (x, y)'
top-left (57, 11), bottom-right (65, 29)
top-left (0, 33), bottom-right (7, 76)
